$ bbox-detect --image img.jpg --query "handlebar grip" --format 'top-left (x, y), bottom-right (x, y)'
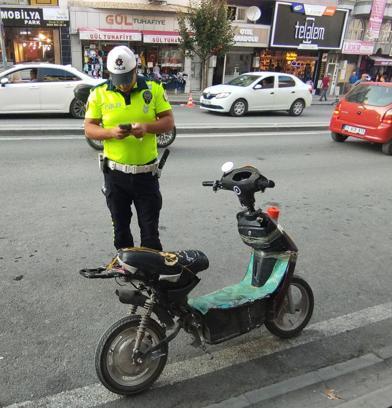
top-left (257, 179), bottom-right (275, 190)
top-left (202, 181), bottom-right (214, 186)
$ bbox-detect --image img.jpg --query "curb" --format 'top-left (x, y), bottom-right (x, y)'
top-left (0, 124), bottom-right (329, 137)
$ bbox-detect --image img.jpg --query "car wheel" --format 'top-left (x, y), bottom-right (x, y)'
top-left (331, 132), bottom-right (348, 143)
top-left (70, 98), bottom-right (86, 119)
top-left (381, 141), bottom-right (392, 155)
top-left (289, 99), bottom-right (305, 116)
top-left (230, 99), bottom-right (248, 117)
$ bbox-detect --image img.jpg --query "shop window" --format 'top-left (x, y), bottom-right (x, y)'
top-left (38, 68), bottom-right (80, 82)
top-left (379, 22), bottom-right (392, 43)
top-left (347, 18), bottom-right (364, 41)
top-left (278, 75), bottom-right (296, 88)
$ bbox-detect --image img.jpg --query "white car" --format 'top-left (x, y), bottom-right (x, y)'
top-left (200, 72), bottom-right (313, 117)
top-left (0, 63), bottom-right (104, 118)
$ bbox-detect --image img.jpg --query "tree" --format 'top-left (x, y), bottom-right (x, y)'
top-left (178, 0), bottom-right (234, 90)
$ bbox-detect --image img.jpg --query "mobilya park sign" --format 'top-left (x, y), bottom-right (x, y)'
top-left (0, 7), bottom-right (69, 27)
top-left (270, 2), bottom-right (348, 50)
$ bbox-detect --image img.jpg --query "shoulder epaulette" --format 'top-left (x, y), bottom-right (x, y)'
top-left (91, 80), bottom-right (108, 91)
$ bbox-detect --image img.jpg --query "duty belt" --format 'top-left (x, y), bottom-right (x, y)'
top-left (107, 159), bottom-right (158, 175)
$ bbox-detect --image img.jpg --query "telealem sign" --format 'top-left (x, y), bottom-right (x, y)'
top-left (270, 2), bottom-right (348, 50)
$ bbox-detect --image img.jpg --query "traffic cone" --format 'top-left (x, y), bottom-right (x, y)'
top-left (186, 92), bottom-right (195, 108)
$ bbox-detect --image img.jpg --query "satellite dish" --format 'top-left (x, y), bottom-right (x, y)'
top-left (246, 6), bottom-right (261, 22)
top-left (221, 161), bottom-right (234, 174)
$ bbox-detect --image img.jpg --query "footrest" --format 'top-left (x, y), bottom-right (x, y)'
top-left (79, 267), bottom-right (116, 279)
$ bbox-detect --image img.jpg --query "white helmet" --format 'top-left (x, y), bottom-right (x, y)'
top-left (106, 46), bottom-right (137, 86)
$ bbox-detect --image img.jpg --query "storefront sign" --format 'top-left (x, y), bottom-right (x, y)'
top-left (364, 0), bottom-right (387, 41)
top-left (0, 7), bottom-right (69, 27)
top-left (79, 28), bottom-right (142, 42)
top-left (143, 31), bottom-right (180, 43)
top-left (232, 24), bottom-right (269, 47)
top-left (342, 40), bottom-right (374, 55)
top-left (270, 2), bottom-right (348, 50)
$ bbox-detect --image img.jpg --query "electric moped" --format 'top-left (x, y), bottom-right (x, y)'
top-left (80, 163), bottom-right (314, 396)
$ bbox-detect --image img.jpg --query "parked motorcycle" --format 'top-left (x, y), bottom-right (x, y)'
top-left (80, 162), bottom-right (314, 396)
top-left (73, 83), bottom-right (177, 150)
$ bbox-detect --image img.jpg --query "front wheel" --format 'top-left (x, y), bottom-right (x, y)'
top-left (157, 126), bottom-right (176, 148)
top-left (95, 315), bottom-right (168, 395)
top-left (265, 275), bottom-right (314, 338)
top-left (230, 99), bottom-right (248, 117)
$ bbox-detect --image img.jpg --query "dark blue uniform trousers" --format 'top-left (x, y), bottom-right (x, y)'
top-left (104, 168), bottom-right (162, 251)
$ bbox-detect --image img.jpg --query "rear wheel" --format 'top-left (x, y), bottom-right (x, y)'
top-left (96, 315), bottom-right (168, 395)
top-left (381, 141), bottom-right (392, 155)
top-left (331, 132), bottom-right (348, 143)
top-left (230, 99), bottom-right (248, 117)
top-left (157, 126), bottom-right (176, 148)
top-left (86, 137), bottom-right (103, 151)
top-left (70, 98), bottom-right (86, 119)
top-left (289, 99), bottom-right (305, 116)
top-left (265, 275), bottom-right (314, 339)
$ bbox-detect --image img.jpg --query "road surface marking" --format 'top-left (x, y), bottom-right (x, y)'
top-left (0, 131), bottom-right (330, 142)
top-left (5, 301), bottom-right (392, 408)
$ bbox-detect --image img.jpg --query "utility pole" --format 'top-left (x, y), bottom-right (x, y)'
top-left (0, 8), bottom-right (7, 68)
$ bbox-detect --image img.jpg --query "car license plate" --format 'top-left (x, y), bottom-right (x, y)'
top-left (202, 99), bottom-right (211, 105)
top-left (343, 125), bottom-right (366, 135)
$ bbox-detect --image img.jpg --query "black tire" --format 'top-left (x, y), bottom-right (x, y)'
top-left (289, 99), bottom-right (305, 116)
top-left (86, 137), bottom-right (103, 151)
top-left (230, 99), bottom-right (248, 117)
top-left (70, 98), bottom-right (86, 119)
top-left (381, 141), bottom-right (392, 155)
top-left (265, 275), bottom-right (314, 339)
top-left (157, 126), bottom-right (176, 148)
top-left (95, 315), bottom-right (168, 395)
top-left (331, 132), bottom-right (348, 143)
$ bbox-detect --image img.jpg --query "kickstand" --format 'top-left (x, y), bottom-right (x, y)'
top-left (189, 325), bottom-right (213, 360)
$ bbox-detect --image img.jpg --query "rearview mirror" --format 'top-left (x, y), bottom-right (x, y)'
top-left (254, 84), bottom-right (263, 90)
top-left (221, 161), bottom-right (234, 174)
top-left (1, 77), bottom-right (9, 87)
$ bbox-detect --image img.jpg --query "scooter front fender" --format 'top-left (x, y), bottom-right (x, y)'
top-left (115, 288), bottom-right (175, 328)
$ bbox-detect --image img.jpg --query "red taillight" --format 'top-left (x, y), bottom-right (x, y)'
top-left (333, 101), bottom-right (341, 115)
top-left (382, 109), bottom-right (392, 124)
top-left (267, 206), bottom-right (280, 221)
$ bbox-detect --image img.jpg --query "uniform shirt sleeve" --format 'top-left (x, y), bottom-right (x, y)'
top-left (153, 84), bottom-right (172, 115)
top-left (85, 88), bottom-right (102, 119)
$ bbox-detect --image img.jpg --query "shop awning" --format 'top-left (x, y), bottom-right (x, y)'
top-left (369, 56), bottom-right (392, 66)
top-left (143, 31), bottom-right (181, 44)
top-left (79, 28), bottom-right (142, 42)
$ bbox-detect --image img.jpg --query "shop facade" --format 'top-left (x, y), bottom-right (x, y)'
top-left (0, 6), bottom-right (70, 65)
top-left (268, 2), bottom-right (349, 93)
top-left (69, 8), bottom-right (190, 91)
top-left (214, 23), bottom-right (269, 84)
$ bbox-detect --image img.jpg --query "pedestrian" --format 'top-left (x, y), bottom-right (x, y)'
top-left (319, 74), bottom-right (330, 101)
top-left (84, 46), bottom-right (174, 257)
top-left (349, 71), bottom-right (358, 86)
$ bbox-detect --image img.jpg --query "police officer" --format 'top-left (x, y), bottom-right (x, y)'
top-left (84, 46), bottom-right (174, 252)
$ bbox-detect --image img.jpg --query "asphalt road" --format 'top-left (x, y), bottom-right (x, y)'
top-left (1, 131), bottom-right (392, 407)
top-left (0, 104), bottom-right (333, 132)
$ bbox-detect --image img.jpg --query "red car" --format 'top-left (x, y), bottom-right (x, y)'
top-left (329, 82), bottom-right (392, 155)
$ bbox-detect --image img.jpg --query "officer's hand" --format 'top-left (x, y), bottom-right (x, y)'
top-left (110, 127), bottom-right (129, 140)
top-left (131, 123), bottom-right (148, 138)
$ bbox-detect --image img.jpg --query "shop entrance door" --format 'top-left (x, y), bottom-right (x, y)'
top-left (326, 63), bottom-right (338, 97)
top-left (190, 61), bottom-right (202, 91)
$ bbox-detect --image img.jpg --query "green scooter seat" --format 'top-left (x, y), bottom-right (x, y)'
top-left (188, 254), bottom-right (289, 315)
